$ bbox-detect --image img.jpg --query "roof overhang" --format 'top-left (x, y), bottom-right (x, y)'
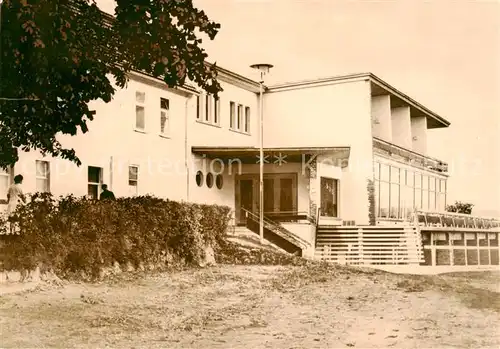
top-left (369, 75), bottom-right (450, 129)
top-left (191, 146), bottom-right (351, 166)
top-left (204, 62), bottom-right (265, 93)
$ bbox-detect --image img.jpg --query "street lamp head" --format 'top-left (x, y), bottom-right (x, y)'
top-left (250, 63), bottom-right (273, 83)
top-left (250, 63), bottom-right (274, 74)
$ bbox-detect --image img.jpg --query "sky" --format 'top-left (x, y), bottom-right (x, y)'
top-left (98, 0), bottom-right (500, 216)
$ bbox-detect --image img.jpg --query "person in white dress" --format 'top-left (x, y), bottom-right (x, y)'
top-left (6, 174), bottom-right (26, 233)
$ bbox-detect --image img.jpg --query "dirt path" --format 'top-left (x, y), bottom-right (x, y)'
top-left (1, 265), bottom-right (499, 348)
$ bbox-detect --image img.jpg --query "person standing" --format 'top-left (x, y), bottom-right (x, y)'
top-left (99, 184), bottom-right (116, 200)
top-left (6, 174), bottom-right (26, 234)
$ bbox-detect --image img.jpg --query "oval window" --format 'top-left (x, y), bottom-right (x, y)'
top-left (195, 171), bottom-right (203, 187)
top-left (216, 174), bottom-right (223, 189)
top-left (206, 173), bottom-right (214, 188)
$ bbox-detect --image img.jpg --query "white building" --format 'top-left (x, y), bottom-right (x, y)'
top-left (0, 66), bottom-right (451, 255)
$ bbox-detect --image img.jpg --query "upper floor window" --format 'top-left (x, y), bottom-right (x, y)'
top-left (35, 160), bottom-right (50, 193)
top-left (196, 95), bottom-right (201, 120)
top-left (229, 101), bottom-right (250, 134)
top-left (214, 97), bottom-right (220, 125)
top-left (135, 91), bottom-right (146, 131)
top-left (229, 101), bottom-right (235, 129)
top-left (237, 104), bottom-right (243, 130)
top-left (160, 97), bottom-right (170, 136)
top-left (244, 107), bottom-right (251, 133)
top-left (197, 93), bottom-right (219, 126)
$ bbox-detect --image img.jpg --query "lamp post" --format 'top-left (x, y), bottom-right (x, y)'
top-left (250, 63), bottom-right (273, 243)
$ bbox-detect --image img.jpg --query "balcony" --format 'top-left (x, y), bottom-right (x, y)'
top-left (373, 137), bottom-right (448, 173)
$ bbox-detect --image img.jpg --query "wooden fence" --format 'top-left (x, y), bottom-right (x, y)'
top-left (315, 226), bottom-right (424, 265)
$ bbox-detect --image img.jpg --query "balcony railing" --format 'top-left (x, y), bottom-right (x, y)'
top-left (373, 137), bottom-right (448, 173)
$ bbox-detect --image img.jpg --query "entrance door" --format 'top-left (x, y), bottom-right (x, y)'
top-left (280, 177), bottom-right (294, 213)
top-left (239, 179), bottom-right (253, 225)
top-left (263, 178), bottom-right (275, 214)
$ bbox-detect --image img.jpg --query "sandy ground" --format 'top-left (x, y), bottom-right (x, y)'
top-left (0, 265), bottom-right (499, 348)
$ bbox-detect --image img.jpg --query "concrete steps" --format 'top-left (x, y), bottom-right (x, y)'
top-left (226, 225), bottom-right (287, 253)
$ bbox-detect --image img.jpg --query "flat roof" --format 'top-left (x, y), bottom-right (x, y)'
top-left (98, 8), bottom-right (450, 128)
top-left (267, 73), bottom-right (451, 129)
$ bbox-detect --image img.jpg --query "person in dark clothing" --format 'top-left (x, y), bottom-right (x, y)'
top-left (99, 184), bottom-right (116, 200)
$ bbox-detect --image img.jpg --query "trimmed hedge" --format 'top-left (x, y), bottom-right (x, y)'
top-left (0, 193), bottom-right (231, 278)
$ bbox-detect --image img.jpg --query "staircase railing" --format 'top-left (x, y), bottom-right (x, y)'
top-left (241, 207), bottom-right (311, 249)
top-left (264, 210), bottom-right (313, 223)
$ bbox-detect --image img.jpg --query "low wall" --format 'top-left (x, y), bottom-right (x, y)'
top-left (281, 222), bottom-right (316, 259)
top-left (421, 230), bottom-right (500, 267)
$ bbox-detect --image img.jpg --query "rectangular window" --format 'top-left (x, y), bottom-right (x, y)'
top-left (205, 94), bottom-right (211, 122)
top-left (401, 185), bottom-right (414, 219)
top-left (320, 177), bottom-right (339, 217)
top-left (35, 160), bottom-right (50, 192)
top-left (160, 97), bottom-right (169, 135)
top-left (237, 104), bottom-right (243, 130)
top-left (438, 190), bottom-right (446, 212)
top-left (429, 191), bottom-right (436, 211)
top-left (390, 183), bottom-right (399, 218)
top-left (214, 97), bottom-right (220, 125)
top-left (429, 177), bottom-right (436, 191)
top-left (244, 106), bottom-right (250, 133)
top-left (414, 173), bottom-right (422, 189)
top-left (196, 95), bottom-right (201, 120)
top-left (406, 170), bottom-right (414, 187)
top-left (0, 167), bottom-right (12, 201)
top-left (128, 165), bottom-right (138, 196)
top-left (390, 167), bottom-right (400, 184)
top-left (380, 164), bottom-right (390, 182)
top-left (88, 166), bottom-right (103, 199)
top-left (422, 189), bottom-right (429, 210)
top-left (135, 91), bottom-right (146, 131)
top-left (429, 177), bottom-right (436, 211)
top-left (440, 179), bottom-right (446, 193)
top-left (374, 162), bottom-right (380, 180)
top-left (229, 101), bottom-right (235, 129)
top-left (374, 180), bottom-right (380, 217)
top-left (379, 181), bottom-right (390, 218)
top-left (415, 186), bottom-right (422, 209)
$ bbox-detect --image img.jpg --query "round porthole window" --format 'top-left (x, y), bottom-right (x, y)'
top-left (206, 173), bottom-right (214, 188)
top-left (196, 171), bottom-right (203, 187)
top-left (216, 174), bottom-right (223, 189)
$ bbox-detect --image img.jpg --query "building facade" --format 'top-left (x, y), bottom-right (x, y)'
top-left (0, 67), bottom-right (450, 245)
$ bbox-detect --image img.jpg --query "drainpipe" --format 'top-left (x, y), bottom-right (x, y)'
top-left (184, 95), bottom-right (192, 202)
top-left (109, 156), bottom-right (113, 191)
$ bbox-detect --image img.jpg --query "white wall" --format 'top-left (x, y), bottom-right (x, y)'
top-left (371, 95), bottom-right (392, 142)
top-left (6, 73), bottom-right (260, 209)
top-left (189, 80), bottom-right (259, 148)
top-left (188, 154), bottom-right (235, 210)
top-left (411, 115), bottom-right (428, 155)
top-left (187, 79), bottom-right (260, 211)
top-left (391, 105), bottom-right (412, 149)
top-left (264, 80), bottom-right (374, 224)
